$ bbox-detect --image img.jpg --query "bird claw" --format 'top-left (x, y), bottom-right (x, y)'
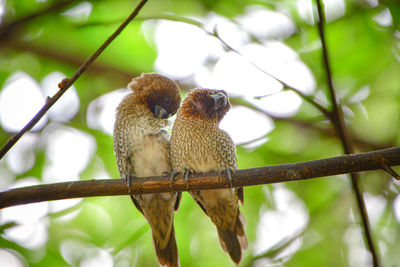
top-left (184, 168), bottom-right (195, 189)
top-left (169, 170), bottom-right (179, 188)
top-left (124, 174), bottom-right (137, 194)
top-left (221, 168), bottom-right (234, 188)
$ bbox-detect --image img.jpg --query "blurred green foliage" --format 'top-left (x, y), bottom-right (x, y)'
top-left (0, 0), bottom-right (400, 266)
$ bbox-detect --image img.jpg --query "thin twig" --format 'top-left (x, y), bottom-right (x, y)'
top-left (381, 162), bottom-right (400, 180)
top-left (0, 147), bottom-right (399, 209)
top-left (315, 1), bottom-right (380, 266)
top-left (0, 0), bottom-right (149, 160)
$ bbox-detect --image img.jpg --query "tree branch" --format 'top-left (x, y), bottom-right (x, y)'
top-left (0, 0), bottom-right (149, 160)
top-left (315, 1), bottom-right (380, 266)
top-left (1, 39), bottom-right (135, 84)
top-left (0, 0), bottom-right (79, 38)
top-left (0, 147), bottom-right (399, 209)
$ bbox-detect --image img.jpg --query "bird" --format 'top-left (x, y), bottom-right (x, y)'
top-left (113, 73), bottom-right (182, 267)
top-left (170, 88), bottom-right (247, 265)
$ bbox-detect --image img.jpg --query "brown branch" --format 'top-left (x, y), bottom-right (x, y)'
top-left (315, 1), bottom-right (380, 266)
top-left (2, 40), bottom-right (135, 84)
top-left (0, 147), bottom-right (399, 209)
top-left (0, 0), bottom-right (79, 38)
top-left (0, 0), bottom-right (149, 160)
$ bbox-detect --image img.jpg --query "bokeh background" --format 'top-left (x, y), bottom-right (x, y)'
top-left (0, 0), bottom-right (400, 266)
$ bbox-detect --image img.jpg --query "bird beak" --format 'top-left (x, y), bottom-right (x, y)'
top-left (211, 92), bottom-right (228, 110)
top-left (154, 105), bottom-right (170, 119)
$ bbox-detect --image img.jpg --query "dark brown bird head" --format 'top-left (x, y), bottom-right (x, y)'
top-left (128, 73), bottom-right (181, 119)
top-left (179, 88), bottom-right (230, 123)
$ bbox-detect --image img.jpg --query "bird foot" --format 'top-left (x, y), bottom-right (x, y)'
top-left (184, 168), bottom-right (195, 189)
top-left (220, 168), bottom-right (234, 188)
top-left (169, 170), bottom-right (179, 188)
top-left (123, 174), bottom-right (137, 194)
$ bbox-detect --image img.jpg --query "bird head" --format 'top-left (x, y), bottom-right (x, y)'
top-left (179, 88), bottom-right (231, 123)
top-left (128, 73), bottom-right (181, 119)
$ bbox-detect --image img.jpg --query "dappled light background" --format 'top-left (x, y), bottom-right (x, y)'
top-left (0, 0), bottom-right (400, 266)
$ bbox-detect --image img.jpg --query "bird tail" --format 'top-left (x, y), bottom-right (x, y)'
top-left (153, 225), bottom-right (179, 267)
top-left (217, 211), bottom-right (248, 265)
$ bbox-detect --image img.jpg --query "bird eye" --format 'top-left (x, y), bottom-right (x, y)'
top-left (164, 97), bottom-right (171, 106)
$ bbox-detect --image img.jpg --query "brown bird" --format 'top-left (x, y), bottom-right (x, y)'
top-left (170, 88), bottom-right (247, 265)
top-left (113, 73), bottom-right (182, 267)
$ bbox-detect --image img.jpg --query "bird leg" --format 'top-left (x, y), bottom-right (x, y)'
top-left (184, 168), bottom-right (195, 189)
top-left (123, 174), bottom-right (137, 194)
top-left (169, 170), bottom-right (179, 188)
top-left (220, 167), bottom-right (234, 188)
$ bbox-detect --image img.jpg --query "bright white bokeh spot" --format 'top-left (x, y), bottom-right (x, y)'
top-left (373, 8), bottom-right (393, 27)
top-left (0, 0), bottom-right (5, 24)
top-left (349, 85), bottom-right (370, 103)
top-left (364, 193), bottom-right (386, 226)
top-left (297, 0), bottom-right (314, 24)
top-left (393, 195), bottom-right (400, 223)
top-left (62, 1), bottom-right (92, 23)
top-left (0, 71), bottom-right (47, 132)
top-left (254, 185), bottom-right (309, 255)
top-left (324, 0), bottom-right (346, 22)
top-left (0, 249), bottom-right (24, 267)
top-left (60, 239), bottom-right (90, 265)
top-left (250, 90), bottom-right (303, 117)
top-left (61, 240), bottom-right (113, 267)
top-left (42, 124), bottom-right (96, 183)
top-left (220, 106), bottom-right (274, 144)
top-left (49, 198), bottom-right (82, 216)
top-left (5, 133), bottom-right (38, 174)
top-left (212, 52), bottom-right (283, 97)
top-left (41, 72), bottom-right (80, 122)
top-left (81, 248), bottom-right (113, 267)
top-left (341, 104), bottom-right (354, 118)
top-left (193, 65), bottom-right (216, 89)
top-left (237, 6), bottom-right (296, 39)
top-left (0, 161), bottom-right (15, 190)
top-left (343, 226), bottom-right (371, 267)
top-left (0, 178), bottom-right (49, 249)
top-left (240, 42), bottom-right (316, 94)
top-left (87, 89), bottom-right (129, 135)
top-left (5, 219), bottom-right (48, 250)
top-left (154, 19), bottom-right (223, 79)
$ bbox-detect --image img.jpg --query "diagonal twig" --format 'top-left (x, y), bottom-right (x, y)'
top-left (315, 1), bottom-right (380, 266)
top-left (0, 0), bottom-right (149, 160)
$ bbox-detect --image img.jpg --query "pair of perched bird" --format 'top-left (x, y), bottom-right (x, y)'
top-left (113, 73), bottom-right (247, 266)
